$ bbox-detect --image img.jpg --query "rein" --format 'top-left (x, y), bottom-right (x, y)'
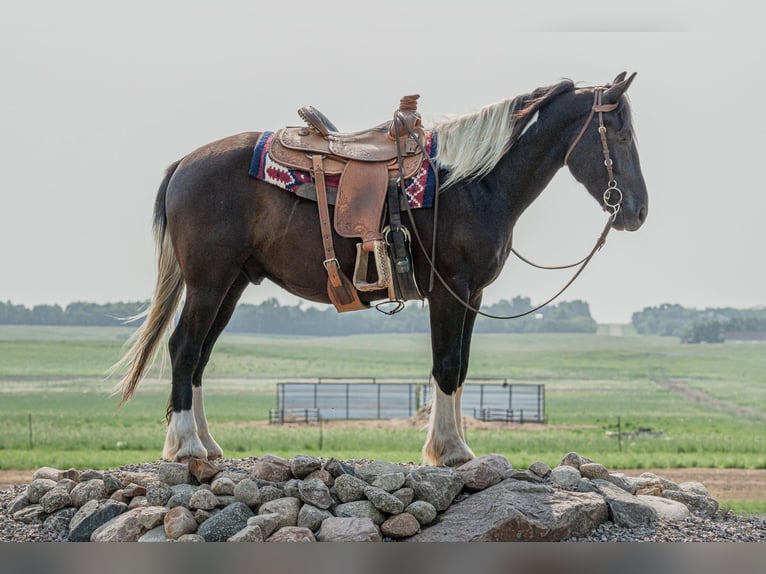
top-left (397, 87), bottom-right (624, 320)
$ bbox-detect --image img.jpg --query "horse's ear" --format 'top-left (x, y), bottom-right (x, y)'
top-left (603, 72), bottom-right (636, 104)
top-left (612, 72), bottom-right (628, 85)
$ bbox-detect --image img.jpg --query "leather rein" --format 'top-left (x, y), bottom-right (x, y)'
top-left (396, 87), bottom-right (624, 320)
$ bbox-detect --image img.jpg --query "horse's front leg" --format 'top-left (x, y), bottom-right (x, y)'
top-left (422, 292), bottom-right (478, 466)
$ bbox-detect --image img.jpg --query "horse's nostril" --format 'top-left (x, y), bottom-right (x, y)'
top-left (638, 206), bottom-right (647, 223)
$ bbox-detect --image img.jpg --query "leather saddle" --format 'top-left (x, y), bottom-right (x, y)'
top-left (268, 95), bottom-right (426, 312)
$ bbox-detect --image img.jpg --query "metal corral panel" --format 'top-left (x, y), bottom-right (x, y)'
top-left (420, 380), bottom-right (545, 423)
top-left (277, 380), bottom-right (417, 420)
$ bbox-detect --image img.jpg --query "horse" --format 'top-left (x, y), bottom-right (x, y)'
top-left (112, 72), bottom-right (648, 467)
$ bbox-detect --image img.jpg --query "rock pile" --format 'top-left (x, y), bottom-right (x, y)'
top-left (3, 452), bottom-right (720, 542)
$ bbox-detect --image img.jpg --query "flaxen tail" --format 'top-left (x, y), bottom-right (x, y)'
top-left (109, 160), bottom-right (184, 406)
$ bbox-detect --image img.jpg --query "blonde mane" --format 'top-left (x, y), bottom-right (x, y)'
top-left (431, 81), bottom-right (574, 189)
top-left (431, 98), bottom-right (520, 189)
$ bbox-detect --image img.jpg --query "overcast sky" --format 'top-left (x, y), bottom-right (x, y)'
top-left (1, 1), bottom-right (763, 324)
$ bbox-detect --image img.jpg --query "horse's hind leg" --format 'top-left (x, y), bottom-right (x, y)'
top-left (190, 273), bottom-right (250, 458)
top-left (164, 283), bottom-right (236, 461)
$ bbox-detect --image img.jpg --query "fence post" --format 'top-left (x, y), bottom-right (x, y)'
top-left (618, 416), bottom-right (622, 452)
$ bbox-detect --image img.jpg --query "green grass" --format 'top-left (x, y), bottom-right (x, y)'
top-left (1, 326), bottom-right (764, 498)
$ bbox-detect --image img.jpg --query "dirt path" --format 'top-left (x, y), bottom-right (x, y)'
top-left (1, 468), bottom-right (763, 503)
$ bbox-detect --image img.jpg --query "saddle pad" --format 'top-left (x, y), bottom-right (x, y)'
top-left (248, 131), bottom-right (438, 209)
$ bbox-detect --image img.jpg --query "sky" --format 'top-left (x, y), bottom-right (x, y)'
top-left (1, 1), bottom-right (763, 324)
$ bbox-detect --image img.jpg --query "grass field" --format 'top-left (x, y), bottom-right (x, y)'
top-left (0, 325), bottom-right (764, 512)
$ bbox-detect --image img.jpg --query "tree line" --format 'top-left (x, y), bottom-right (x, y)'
top-left (0, 297), bottom-right (597, 335)
top-left (631, 303), bottom-right (766, 343)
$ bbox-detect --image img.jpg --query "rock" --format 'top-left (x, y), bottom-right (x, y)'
top-left (305, 469), bottom-right (334, 487)
top-left (637, 495), bottom-right (691, 521)
top-left (233, 478), bottom-right (261, 507)
top-left (197, 502), bottom-right (254, 542)
top-left (258, 497), bottom-right (302, 529)
top-left (355, 461), bottom-right (403, 484)
top-left (606, 473), bottom-right (637, 494)
top-left (408, 480), bottom-right (607, 542)
top-left (334, 474), bottom-right (369, 503)
top-left (291, 454), bottom-right (322, 479)
top-left (316, 517), bottom-right (382, 542)
top-left (267, 526), bottom-right (316, 542)
top-left (227, 525), bottom-right (264, 542)
top-left (661, 489), bottom-right (718, 518)
top-left (177, 534), bottom-right (205, 543)
top-left (194, 509), bottom-right (216, 524)
top-left (640, 472), bottom-right (680, 492)
top-left (505, 469), bottom-right (544, 484)
top-left (40, 487), bottom-right (72, 514)
top-left (57, 479), bottom-right (78, 493)
top-left (128, 496), bottom-right (147, 510)
top-left (59, 468), bottom-right (81, 482)
top-left (364, 486), bottom-right (405, 515)
top-left (381, 512), bottom-right (420, 539)
top-left (69, 499), bottom-right (127, 542)
top-left (119, 472), bottom-right (156, 487)
top-left (456, 454), bottom-right (510, 491)
top-left (166, 483), bottom-right (197, 508)
top-left (559, 452), bottom-right (593, 469)
top-left (163, 506), bottom-right (198, 539)
top-left (42, 507), bottom-right (77, 535)
top-left (103, 474), bottom-right (123, 495)
top-left (145, 480), bottom-right (173, 507)
top-left (405, 466), bottom-right (464, 512)
top-left (80, 470), bottom-right (104, 481)
top-left (251, 454), bottom-right (293, 483)
top-left (27, 478), bottom-right (58, 504)
top-left (158, 462), bottom-right (192, 486)
top-left (70, 479), bottom-right (107, 507)
top-left (392, 487), bottom-right (414, 508)
top-left (138, 506), bottom-right (168, 530)
top-left (188, 457), bottom-right (220, 483)
top-left (7, 493), bottom-right (31, 515)
top-left (258, 485), bottom-right (284, 504)
top-left (324, 458), bottom-right (355, 478)
top-left (283, 479), bottom-right (301, 499)
top-left (334, 500), bottom-right (386, 525)
top-left (215, 495), bottom-right (236, 507)
top-left (592, 479), bottom-right (658, 528)
top-left (634, 478), bottom-right (664, 496)
top-left (679, 481), bottom-right (710, 497)
top-left (405, 500), bottom-right (437, 526)
top-left (529, 461), bottom-right (551, 478)
top-left (33, 467), bottom-right (63, 482)
top-left (138, 526), bottom-right (172, 543)
top-left (90, 508), bottom-right (147, 542)
top-left (579, 463), bottom-right (610, 481)
top-left (298, 478), bottom-right (333, 509)
top-left (297, 504), bottom-right (333, 531)
top-left (247, 513), bottom-right (282, 539)
top-left (13, 504), bottom-right (46, 524)
top-left (371, 472), bottom-right (406, 493)
top-left (210, 477), bottom-right (235, 496)
top-left (189, 488), bottom-right (219, 511)
top-left (549, 465), bottom-right (582, 490)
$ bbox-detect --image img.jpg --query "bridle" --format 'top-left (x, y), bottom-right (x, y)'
top-left (395, 86), bottom-right (626, 320)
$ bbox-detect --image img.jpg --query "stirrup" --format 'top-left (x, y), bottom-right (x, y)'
top-left (352, 240), bottom-right (392, 292)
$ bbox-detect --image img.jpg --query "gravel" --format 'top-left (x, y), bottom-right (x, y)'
top-left (2, 458), bottom-right (764, 543)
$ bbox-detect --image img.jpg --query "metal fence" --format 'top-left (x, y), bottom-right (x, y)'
top-left (421, 379), bottom-right (545, 423)
top-left (273, 378), bottom-right (545, 423)
top-left (276, 378), bottom-right (417, 421)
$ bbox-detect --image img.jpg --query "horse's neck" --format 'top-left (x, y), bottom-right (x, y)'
top-left (489, 97), bottom-right (583, 217)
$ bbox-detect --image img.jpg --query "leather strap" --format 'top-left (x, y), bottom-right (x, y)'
top-left (312, 154), bottom-right (366, 312)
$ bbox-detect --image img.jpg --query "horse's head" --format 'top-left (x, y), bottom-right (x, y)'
top-left (564, 72), bottom-right (648, 232)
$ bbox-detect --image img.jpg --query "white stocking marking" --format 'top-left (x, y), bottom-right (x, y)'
top-left (193, 386), bottom-right (223, 458)
top-left (163, 409), bottom-right (207, 461)
top-left (422, 376), bottom-right (475, 466)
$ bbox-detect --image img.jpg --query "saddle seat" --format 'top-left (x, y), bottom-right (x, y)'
top-left (266, 95), bottom-right (426, 312)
